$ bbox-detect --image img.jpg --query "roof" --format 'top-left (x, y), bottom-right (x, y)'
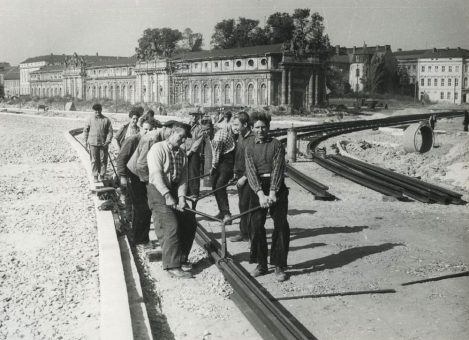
top-left (21, 54), bottom-right (134, 66)
top-left (3, 66), bottom-right (20, 80)
top-left (86, 56), bottom-right (136, 68)
top-left (346, 45), bottom-right (389, 55)
top-left (171, 44), bottom-right (284, 61)
top-left (420, 48), bottom-right (469, 59)
top-left (31, 64), bottom-right (65, 73)
top-left (393, 49), bottom-right (431, 60)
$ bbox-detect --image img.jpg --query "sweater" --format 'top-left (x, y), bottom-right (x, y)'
top-left (83, 114), bottom-right (113, 146)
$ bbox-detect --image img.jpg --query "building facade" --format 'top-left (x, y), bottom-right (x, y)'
top-left (21, 44), bottom-right (327, 109)
top-left (417, 48), bottom-right (469, 104)
top-left (2, 66), bottom-right (20, 98)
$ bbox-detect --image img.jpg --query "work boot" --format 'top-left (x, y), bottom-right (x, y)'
top-left (275, 267), bottom-right (288, 282)
top-left (167, 268), bottom-right (192, 279)
top-left (251, 265), bottom-right (267, 278)
top-left (230, 234), bottom-right (248, 242)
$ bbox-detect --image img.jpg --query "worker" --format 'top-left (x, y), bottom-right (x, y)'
top-left (210, 113), bottom-right (236, 224)
top-left (230, 111), bottom-right (255, 242)
top-left (115, 107), bottom-right (142, 149)
top-left (83, 103), bottom-right (113, 182)
top-left (245, 111), bottom-right (289, 282)
top-left (116, 119), bottom-right (154, 245)
top-left (147, 123), bottom-right (196, 279)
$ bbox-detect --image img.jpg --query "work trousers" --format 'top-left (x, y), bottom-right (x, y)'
top-left (237, 181), bottom-right (251, 238)
top-left (187, 152), bottom-right (201, 197)
top-left (89, 145), bottom-right (108, 177)
top-left (147, 183), bottom-right (197, 269)
top-left (211, 151), bottom-right (234, 216)
top-left (128, 172), bottom-right (151, 244)
top-left (249, 178), bottom-right (290, 268)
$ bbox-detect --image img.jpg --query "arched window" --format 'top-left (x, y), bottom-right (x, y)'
top-left (203, 84), bottom-right (209, 104)
top-left (235, 84), bottom-right (242, 105)
top-left (159, 86), bottom-right (163, 102)
top-left (110, 86), bottom-right (114, 99)
top-left (260, 84), bottom-right (267, 105)
top-left (104, 86), bottom-right (108, 98)
top-left (193, 85), bottom-right (200, 104)
top-left (224, 84), bottom-right (231, 104)
top-left (464, 78), bottom-right (468, 88)
top-left (214, 85), bottom-right (220, 104)
top-left (129, 85), bottom-right (134, 103)
top-left (116, 86), bottom-right (120, 100)
top-left (122, 85), bottom-right (126, 101)
top-left (247, 83), bottom-right (254, 105)
top-left (184, 85), bottom-right (189, 103)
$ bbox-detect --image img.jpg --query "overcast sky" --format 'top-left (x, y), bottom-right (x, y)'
top-left (1, 0), bottom-right (468, 64)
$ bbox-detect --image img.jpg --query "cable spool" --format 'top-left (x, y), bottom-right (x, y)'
top-left (403, 122), bottom-right (434, 153)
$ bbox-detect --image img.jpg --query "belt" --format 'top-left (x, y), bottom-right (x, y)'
top-left (260, 174), bottom-right (271, 178)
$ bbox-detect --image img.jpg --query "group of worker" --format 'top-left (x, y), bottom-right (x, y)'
top-left (83, 103), bottom-right (290, 282)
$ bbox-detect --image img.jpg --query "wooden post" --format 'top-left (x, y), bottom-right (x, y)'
top-left (287, 128), bottom-right (297, 163)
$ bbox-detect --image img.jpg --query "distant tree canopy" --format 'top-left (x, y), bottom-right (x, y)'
top-left (136, 27), bottom-right (203, 60)
top-left (211, 9), bottom-right (331, 57)
top-left (363, 52), bottom-right (399, 94)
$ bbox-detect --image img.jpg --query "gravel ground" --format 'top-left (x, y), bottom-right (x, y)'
top-left (0, 114), bottom-right (99, 340)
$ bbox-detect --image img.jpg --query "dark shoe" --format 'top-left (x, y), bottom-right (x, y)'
top-left (93, 176), bottom-right (99, 183)
top-left (223, 214), bottom-right (232, 225)
top-left (181, 262), bottom-right (193, 272)
top-left (167, 268), bottom-right (192, 279)
top-left (275, 267), bottom-right (288, 282)
top-left (230, 234), bottom-right (248, 242)
top-left (251, 265), bottom-right (267, 278)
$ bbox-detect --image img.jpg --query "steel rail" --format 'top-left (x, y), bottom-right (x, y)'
top-left (286, 164), bottom-right (336, 200)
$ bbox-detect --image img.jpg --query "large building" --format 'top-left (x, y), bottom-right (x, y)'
top-left (417, 48), bottom-right (469, 104)
top-left (3, 67), bottom-right (20, 97)
top-left (21, 44), bottom-right (327, 109)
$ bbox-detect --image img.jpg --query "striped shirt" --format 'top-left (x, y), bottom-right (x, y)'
top-left (245, 137), bottom-right (286, 194)
top-left (211, 126), bottom-right (236, 167)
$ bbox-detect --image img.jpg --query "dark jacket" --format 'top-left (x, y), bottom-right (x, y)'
top-left (116, 134), bottom-right (141, 177)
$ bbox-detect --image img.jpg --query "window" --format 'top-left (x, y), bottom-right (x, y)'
top-left (413, 65), bottom-right (416, 70)
top-left (449, 66), bottom-right (452, 72)
top-left (434, 78), bottom-right (437, 86)
top-left (441, 79), bottom-right (445, 86)
top-left (456, 66), bottom-right (459, 72)
top-left (448, 78), bottom-right (452, 86)
top-left (248, 59), bottom-right (254, 67)
top-left (214, 62), bottom-right (219, 68)
top-left (224, 61), bottom-right (229, 67)
top-left (465, 65), bottom-right (468, 72)
top-left (421, 66), bottom-right (425, 72)
top-left (235, 84), bottom-right (242, 104)
top-left (440, 92), bottom-right (444, 99)
top-left (447, 92), bottom-right (451, 99)
top-left (435, 66), bottom-right (439, 72)
top-left (224, 84), bottom-right (230, 104)
top-left (455, 92), bottom-right (458, 100)
top-left (236, 60), bottom-right (242, 67)
top-left (455, 78), bottom-right (459, 86)
top-left (427, 78), bottom-right (431, 86)
top-left (442, 66), bottom-right (445, 72)
top-left (194, 63), bottom-right (199, 69)
top-left (205, 63), bottom-right (208, 68)
top-left (428, 66), bottom-right (432, 72)
top-left (464, 78), bottom-right (468, 87)
top-left (260, 58), bottom-right (267, 66)
top-left (247, 84), bottom-right (254, 105)
top-left (421, 78), bottom-right (424, 86)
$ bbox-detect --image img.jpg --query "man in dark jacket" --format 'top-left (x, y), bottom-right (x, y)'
top-left (83, 103), bottom-right (113, 182)
top-left (116, 120), bottom-right (153, 245)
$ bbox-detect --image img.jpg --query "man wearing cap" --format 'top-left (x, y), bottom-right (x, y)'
top-left (147, 122), bottom-right (196, 279)
top-left (186, 111), bottom-right (210, 198)
top-left (83, 103), bottom-right (113, 182)
top-left (210, 112), bottom-right (236, 224)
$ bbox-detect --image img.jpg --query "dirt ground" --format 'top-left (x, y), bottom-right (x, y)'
top-left (0, 114), bottom-right (99, 340)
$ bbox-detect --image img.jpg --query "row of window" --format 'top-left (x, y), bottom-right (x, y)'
top-left (439, 92), bottom-right (459, 100)
top-left (421, 64), bottom-right (469, 73)
top-left (192, 58), bottom-right (267, 71)
top-left (421, 77), bottom-right (468, 87)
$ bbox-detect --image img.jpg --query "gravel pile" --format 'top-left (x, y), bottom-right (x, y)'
top-left (0, 114), bottom-right (99, 340)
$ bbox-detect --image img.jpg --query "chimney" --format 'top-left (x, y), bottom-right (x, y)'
top-left (397, 48), bottom-right (402, 52)
top-left (96, 52), bottom-right (99, 56)
top-left (433, 48), bottom-right (437, 53)
top-left (353, 46), bottom-right (356, 54)
top-left (335, 45), bottom-right (340, 55)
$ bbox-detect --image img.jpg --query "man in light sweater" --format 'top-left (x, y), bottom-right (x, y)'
top-left (83, 103), bottom-right (113, 182)
top-left (146, 123), bottom-right (196, 279)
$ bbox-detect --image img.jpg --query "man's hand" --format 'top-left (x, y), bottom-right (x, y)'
top-left (164, 193), bottom-right (177, 209)
top-left (210, 166), bottom-right (218, 176)
top-left (257, 191), bottom-right (270, 208)
top-left (267, 190), bottom-right (277, 205)
top-left (176, 197), bottom-right (187, 212)
top-left (236, 176), bottom-right (247, 188)
top-left (186, 150), bottom-right (192, 157)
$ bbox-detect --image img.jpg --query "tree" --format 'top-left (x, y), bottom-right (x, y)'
top-left (178, 28), bottom-right (203, 52)
top-left (364, 54), bottom-right (387, 94)
top-left (211, 19), bottom-right (236, 49)
top-left (266, 12), bottom-right (294, 44)
top-left (211, 17), bottom-right (268, 49)
top-left (135, 28), bottom-right (183, 60)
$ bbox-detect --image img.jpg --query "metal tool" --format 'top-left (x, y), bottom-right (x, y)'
top-left (188, 172), bottom-right (210, 182)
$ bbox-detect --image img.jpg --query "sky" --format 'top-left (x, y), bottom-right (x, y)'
top-left (1, 0), bottom-right (468, 65)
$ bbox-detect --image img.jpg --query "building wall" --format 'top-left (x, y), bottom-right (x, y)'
top-left (20, 61), bottom-right (46, 95)
top-left (349, 63), bottom-right (366, 92)
top-left (4, 79), bottom-right (20, 97)
top-left (417, 57), bottom-right (466, 104)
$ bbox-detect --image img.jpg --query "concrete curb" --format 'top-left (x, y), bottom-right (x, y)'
top-left (64, 130), bottom-right (152, 340)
